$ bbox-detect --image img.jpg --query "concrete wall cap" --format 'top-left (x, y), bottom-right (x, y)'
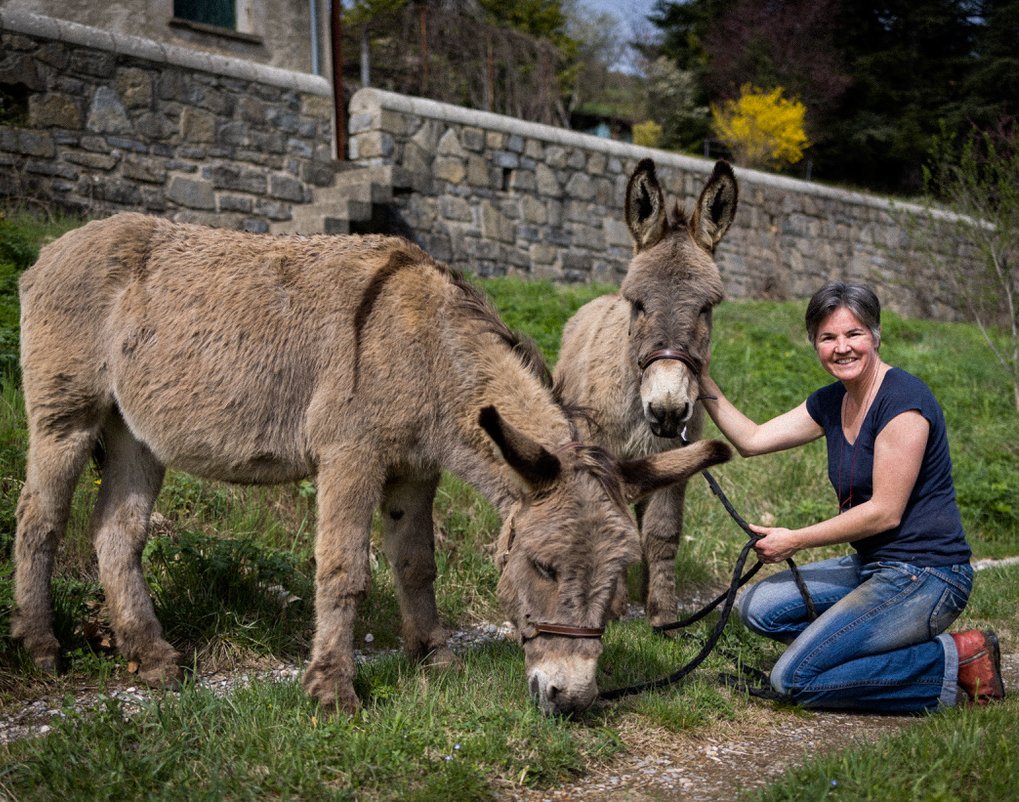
top-left (349, 87), bottom-right (948, 217)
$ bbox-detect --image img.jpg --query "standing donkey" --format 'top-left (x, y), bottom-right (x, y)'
top-left (14, 213), bottom-right (731, 716)
top-left (554, 159), bottom-right (738, 627)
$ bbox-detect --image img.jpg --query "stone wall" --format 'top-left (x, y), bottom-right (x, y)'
top-left (347, 88), bottom-right (963, 319)
top-left (0, 9), bottom-right (967, 318)
top-left (0, 8), bottom-right (335, 232)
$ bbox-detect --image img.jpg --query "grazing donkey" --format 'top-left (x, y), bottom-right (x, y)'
top-left (14, 213), bottom-right (731, 716)
top-left (554, 159), bottom-right (738, 627)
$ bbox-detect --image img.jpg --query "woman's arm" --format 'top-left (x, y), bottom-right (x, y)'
top-left (698, 371), bottom-right (823, 457)
top-left (750, 410), bottom-right (930, 563)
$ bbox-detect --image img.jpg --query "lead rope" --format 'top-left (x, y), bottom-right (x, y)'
top-left (599, 431), bottom-right (817, 702)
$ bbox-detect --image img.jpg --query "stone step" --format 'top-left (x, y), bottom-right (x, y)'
top-left (322, 216), bottom-right (351, 235)
top-left (271, 163), bottom-right (408, 235)
top-left (300, 196), bottom-right (372, 221)
top-left (271, 211), bottom-right (351, 236)
top-left (270, 205), bottom-right (326, 235)
top-left (316, 180), bottom-right (392, 206)
top-left (332, 164), bottom-right (414, 192)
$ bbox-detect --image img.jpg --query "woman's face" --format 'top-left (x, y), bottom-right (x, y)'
top-left (814, 306), bottom-right (879, 384)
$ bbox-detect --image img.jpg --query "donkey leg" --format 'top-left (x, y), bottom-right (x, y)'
top-left (640, 482), bottom-right (688, 628)
top-left (90, 413), bottom-right (176, 687)
top-left (13, 426), bottom-right (98, 671)
top-left (379, 472), bottom-right (457, 669)
top-left (303, 453), bottom-right (383, 714)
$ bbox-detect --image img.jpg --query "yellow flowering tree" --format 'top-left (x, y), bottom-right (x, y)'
top-left (632, 120), bottom-right (663, 149)
top-left (711, 84), bottom-right (811, 170)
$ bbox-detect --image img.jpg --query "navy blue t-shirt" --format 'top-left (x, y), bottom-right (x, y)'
top-left (805, 368), bottom-right (970, 566)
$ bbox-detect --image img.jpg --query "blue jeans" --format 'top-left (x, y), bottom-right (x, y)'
top-left (737, 555), bottom-right (973, 713)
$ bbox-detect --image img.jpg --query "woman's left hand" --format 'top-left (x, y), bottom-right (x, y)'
top-left (748, 524), bottom-right (800, 563)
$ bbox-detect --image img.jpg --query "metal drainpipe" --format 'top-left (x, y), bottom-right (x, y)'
top-left (327, 1), bottom-right (346, 160)
top-left (310, 0), bottom-right (321, 75)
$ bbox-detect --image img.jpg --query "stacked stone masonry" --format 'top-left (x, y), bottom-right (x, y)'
top-left (1, 10), bottom-right (972, 319)
top-left (0, 9), bottom-right (335, 233)
top-left (346, 89), bottom-right (972, 320)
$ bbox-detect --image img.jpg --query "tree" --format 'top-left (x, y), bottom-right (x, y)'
top-left (700, 0), bottom-right (849, 124)
top-left (915, 122), bottom-right (1019, 410)
top-left (343, 0), bottom-right (579, 125)
top-left (710, 84), bottom-right (810, 170)
top-left (648, 0), bottom-right (1015, 194)
top-left (561, 4), bottom-right (632, 121)
top-left (632, 119), bottom-right (663, 148)
top-left (642, 56), bottom-right (707, 151)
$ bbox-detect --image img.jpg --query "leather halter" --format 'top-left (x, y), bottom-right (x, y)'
top-left (522, 622), bottom-right (606, 642)
top-left (500, 507), bottom-right (607, 644)
top-left (638, 347), bottom-right (702, 374)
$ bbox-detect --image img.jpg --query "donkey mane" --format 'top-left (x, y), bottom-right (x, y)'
top-left (451, 272), bottom-right (553, 390)
top-left (351, 243), bottom-right (553, 391)
top-left (572, 443), bottom-right (628, 509)
top-left (670, 201), bottom-right (688, 228)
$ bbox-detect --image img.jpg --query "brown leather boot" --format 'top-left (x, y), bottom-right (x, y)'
top-left (952, 630), bottom-right (1006, 705)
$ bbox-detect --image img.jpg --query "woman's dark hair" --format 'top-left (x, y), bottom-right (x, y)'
top-left (805, 281), bottom-right (881, 347)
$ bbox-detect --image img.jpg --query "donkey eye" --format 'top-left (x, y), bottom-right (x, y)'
top-left (532, 560), bottom-right (557, 582)
top-left (630, 300), bottom-right (646, 318)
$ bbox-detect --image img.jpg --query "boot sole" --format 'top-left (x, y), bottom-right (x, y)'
top-left (983, 630), bottom-right (1006, 699)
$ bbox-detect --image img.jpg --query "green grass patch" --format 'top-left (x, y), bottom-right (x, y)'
top-left (0, 211), bottom-right (1017, 799)
top-left (749, 694), bottom-right (1019, 802)
top-left (479, 275), bottom-right (613, 364)
top-left (0, 642), bottom-right (623, 801)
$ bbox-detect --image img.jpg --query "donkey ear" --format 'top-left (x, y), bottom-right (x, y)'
top-left (479, 406), bottom-right (561, 491)
top-left (690, 160), bottom-right (738, 253)
top-left (625, 158), bottom-right (667, 252)
top-left (618, 439), bottom-right (732, 503)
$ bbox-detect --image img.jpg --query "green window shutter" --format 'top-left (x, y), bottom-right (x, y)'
top-left (174, 0), bottom-right (236, 29)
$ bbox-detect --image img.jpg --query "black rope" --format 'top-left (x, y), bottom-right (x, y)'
top-left (598, 461), bottom-right (818, 702)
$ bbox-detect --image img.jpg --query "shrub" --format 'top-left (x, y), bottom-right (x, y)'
top-left (710, 84), bottom-right (811, 170)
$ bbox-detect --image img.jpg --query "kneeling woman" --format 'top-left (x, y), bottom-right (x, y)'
top-left (698, 281), bottom-right (1004, 711)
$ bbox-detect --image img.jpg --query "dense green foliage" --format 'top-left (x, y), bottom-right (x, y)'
top-left (0, 213), bottom-right (1016, 799)
top-left (916, 123), bottom-right (1019, 411)
top-left (648, 0), bottom-right (1019, 193)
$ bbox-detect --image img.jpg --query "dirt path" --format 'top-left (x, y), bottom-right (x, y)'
top-left (502, 637), bottom-right (1019, 802)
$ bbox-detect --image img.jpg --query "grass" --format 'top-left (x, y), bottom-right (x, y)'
top-left (751, 702), bottom-right (1019, 802)
top-left (0, 210), bottom-right (1017, 800)
top-left (1, 643), bottom-right (623, 801)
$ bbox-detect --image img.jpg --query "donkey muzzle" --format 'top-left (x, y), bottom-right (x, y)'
top-left (638, 348), bottom-right (700, 439)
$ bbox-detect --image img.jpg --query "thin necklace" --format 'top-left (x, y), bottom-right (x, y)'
top-left (836, 364), bottom-right (883, 512)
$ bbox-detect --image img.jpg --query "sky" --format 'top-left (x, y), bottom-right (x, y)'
top-left (577, 0), bottom-right (660, 72)
top-left (580, 0), bottom-right (657, 23)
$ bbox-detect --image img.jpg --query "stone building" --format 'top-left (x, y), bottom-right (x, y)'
top-left (2, 0), bottom-right (329, 75)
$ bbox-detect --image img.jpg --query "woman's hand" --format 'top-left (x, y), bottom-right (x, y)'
top-left (749, 524), bottom-right (801, 563)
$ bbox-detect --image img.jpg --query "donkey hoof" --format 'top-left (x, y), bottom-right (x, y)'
top-left (648, 609), bottom-right (679, 633)
top-left (138, 658), bottom-right (184, 689)
top-left (303, 666), bottom-right (360, 716)
top-left (309, 684), bottom-right (361, 716)
top-left (424, 646), bottom-right (460, 671)
top-left (16, 628), bottom-right (62, 674)
top-left (32, 650), bottom-right (61, 675)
